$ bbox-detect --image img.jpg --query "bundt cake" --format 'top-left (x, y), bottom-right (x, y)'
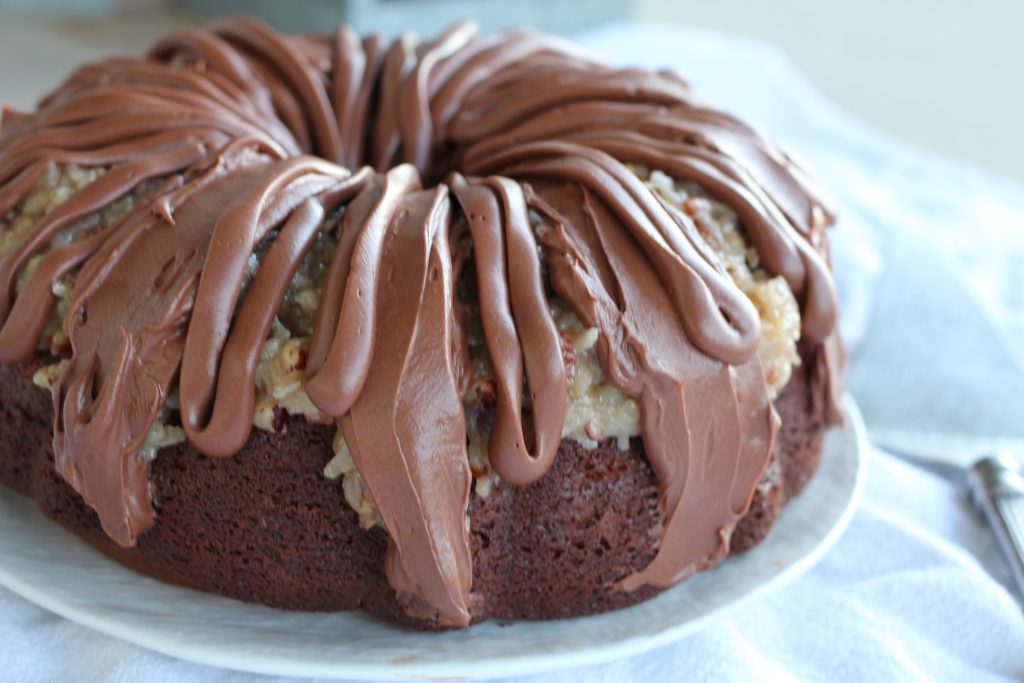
top-left (0, 17), bottom-right (845, 629)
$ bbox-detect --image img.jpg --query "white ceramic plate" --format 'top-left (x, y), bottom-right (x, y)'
top-left (0, 396), bottom-right (867, 681)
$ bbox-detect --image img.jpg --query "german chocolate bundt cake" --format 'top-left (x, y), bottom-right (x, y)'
top-left (0, 18), bottom-right (844, 629)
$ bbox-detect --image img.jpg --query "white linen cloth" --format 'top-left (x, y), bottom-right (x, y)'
top-left (2, 21), bottom-right (1024, 682)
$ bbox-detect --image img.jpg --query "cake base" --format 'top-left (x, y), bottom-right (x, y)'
top-left (0, 352), bottom-right (825, 630)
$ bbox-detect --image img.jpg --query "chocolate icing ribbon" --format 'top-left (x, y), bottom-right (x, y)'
top-left (525, 182), bottom-right (778, 587)
top-left (450, 174), bottom-right (569, 484)
top-left (338, 185), bottom-right (473, 627)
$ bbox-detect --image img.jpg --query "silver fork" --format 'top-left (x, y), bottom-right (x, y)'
top-left (882, 447), bottom-right (1024, 603)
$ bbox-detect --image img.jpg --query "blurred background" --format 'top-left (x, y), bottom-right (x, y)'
top-left (0, 0), bottom-right (1020, 181)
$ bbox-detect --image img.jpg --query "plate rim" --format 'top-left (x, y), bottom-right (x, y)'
top-left (0, 395), bottom-right (868, 681)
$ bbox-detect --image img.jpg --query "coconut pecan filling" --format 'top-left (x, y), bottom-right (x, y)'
top-left (12, 162), bottom-right (802, 528)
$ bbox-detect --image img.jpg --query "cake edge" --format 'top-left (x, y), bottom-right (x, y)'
top-left (0, 343), bottom-right (827, 630)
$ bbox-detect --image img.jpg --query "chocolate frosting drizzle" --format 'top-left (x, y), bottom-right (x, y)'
top-left (0, 17), bottom-right (843, 627)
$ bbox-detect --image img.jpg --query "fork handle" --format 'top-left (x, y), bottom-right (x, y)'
top-left (968, 453), bottom-right (1024, 602)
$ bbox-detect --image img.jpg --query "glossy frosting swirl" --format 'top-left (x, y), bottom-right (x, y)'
top-left (0, 17), bottom-right (843, 627)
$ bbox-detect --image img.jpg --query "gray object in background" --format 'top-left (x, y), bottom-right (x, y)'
top-left (0, 0), bottom-right (119, 12)
top-left (173, 0), bottom-right (630, 36)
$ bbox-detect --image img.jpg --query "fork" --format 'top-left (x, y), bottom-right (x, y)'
top-left (881, 447), bottom-right (1024, 604)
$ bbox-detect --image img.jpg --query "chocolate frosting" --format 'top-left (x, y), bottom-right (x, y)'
top-left (0, 17), bottom-right (843, 627)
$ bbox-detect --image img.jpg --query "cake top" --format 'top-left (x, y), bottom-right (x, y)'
top-left (0, 18), bottom-right (842, 627)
